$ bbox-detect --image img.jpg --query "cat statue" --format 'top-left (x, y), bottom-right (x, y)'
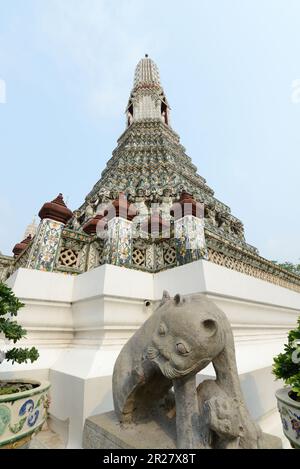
top-left (112, 292), bottom-right (281, 449)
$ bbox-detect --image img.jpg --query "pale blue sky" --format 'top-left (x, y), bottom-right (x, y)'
top-left (0, 0), bottom-right (299, 262)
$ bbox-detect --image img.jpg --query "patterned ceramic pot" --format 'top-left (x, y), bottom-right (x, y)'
top-left (276, 387), bottom-right (300, 449)
top-left (0, 379), bottom-right (50, 449)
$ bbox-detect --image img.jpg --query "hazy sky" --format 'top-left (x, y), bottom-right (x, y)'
top-left (0, 0), bottom-right (299, 262)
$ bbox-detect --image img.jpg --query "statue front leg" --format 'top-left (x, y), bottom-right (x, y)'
top-left (173, 374), bottom-right (207, 449)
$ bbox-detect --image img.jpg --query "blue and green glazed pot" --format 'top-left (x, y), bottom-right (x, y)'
top-left (0, 379), bottom-right (50, 449)
top-left (276, 387), bottom-right (300, 449)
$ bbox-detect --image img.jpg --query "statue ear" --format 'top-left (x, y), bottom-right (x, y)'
top-left (159, 290), bottom-right (170, 306)
top-left (202, 319), bottom-right (217, 337)
top-left (174, 293), bottom-right (185, 305)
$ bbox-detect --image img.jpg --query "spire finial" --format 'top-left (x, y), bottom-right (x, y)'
top-left (133, 56), bottom-right (161, 89)
top-left (127, 56), bottom-right (170, 126)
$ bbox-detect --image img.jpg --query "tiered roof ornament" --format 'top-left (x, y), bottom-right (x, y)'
top-left (12, 235), bottom-right (32, 258)
top-left (39, 193), bottom-right (73, 225)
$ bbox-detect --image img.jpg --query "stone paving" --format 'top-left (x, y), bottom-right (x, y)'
top-left (29, 426), bottom-right (65, 449)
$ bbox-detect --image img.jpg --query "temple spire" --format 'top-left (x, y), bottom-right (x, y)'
top-left (126, 56), bottom-right (170, 127)
top-left (23, 217), bottom-right (37, 239)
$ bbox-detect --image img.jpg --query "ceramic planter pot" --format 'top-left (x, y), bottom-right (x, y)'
top-left (0, 379), bottom-right (50, 449)
top-left (276, 387), bottom-right (300, 449)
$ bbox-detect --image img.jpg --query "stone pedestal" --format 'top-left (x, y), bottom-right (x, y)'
top-left (82, 411), bottom-right (282, 449)
top-left (83, 411), bottom-right (177, 449)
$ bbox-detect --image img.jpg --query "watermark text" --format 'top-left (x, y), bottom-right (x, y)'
top-left (0, 79), bottom-right (6, 104)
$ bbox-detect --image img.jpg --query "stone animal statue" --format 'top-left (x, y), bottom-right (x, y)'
top-left (112, 292), bottom-right (281, 449)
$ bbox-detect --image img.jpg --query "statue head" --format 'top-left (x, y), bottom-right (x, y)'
top-left (147, 293), bottom-right (226, 380)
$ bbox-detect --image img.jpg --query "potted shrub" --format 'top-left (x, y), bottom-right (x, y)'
top-left (273, 317), bottom-right (300, 449)
top-left (0, 283), bottom-right (50, 449)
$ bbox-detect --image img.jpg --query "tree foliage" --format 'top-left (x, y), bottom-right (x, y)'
top-left (272, 260), bottom-right (300, 276)
top-left (0, 283), bottom-right (39, 365)
top-left (273, 317), bottom-right (300, 397)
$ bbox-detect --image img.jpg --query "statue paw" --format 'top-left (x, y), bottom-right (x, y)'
top-left (204, 396), bottom-right (242, 439)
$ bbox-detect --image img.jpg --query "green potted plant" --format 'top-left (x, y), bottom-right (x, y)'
top-left (0, 283), bottom-right (50, 449)
top-left (273, 317), bottom-right (300, 449)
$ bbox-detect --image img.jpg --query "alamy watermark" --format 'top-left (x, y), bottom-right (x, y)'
top-left (0, 79), bottom-right (6, 104)
top-left (291, 79), bottom-right (300, 104)
top-left (77, 195), bottom-right (206, 251)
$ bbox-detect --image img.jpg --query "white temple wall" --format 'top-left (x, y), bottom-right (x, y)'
top-left (1, 261), bottom-right (299, 448)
